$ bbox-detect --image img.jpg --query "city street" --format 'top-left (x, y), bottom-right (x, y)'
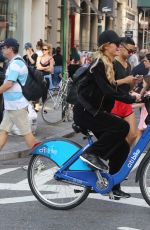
top-left (1, 0), bottom-right (150, 229)
top-left (0, 133), bottom-right (150, 230)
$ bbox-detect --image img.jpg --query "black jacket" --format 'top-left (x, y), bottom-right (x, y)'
top-left (78, 60), bottom-right (136, 116)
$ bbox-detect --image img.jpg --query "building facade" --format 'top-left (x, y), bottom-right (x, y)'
top-left (0, 0), bottom-right (48, 53)
top-left (0, 0), bottom-right (149, 55)
top-left (68, 0), bottom-right (139, 50)
top-left (138, 0), bottom-right (150, 49)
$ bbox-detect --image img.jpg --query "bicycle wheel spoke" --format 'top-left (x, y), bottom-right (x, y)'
top-left (140, 155), bottom-right (150, 206)
top-left (28, 155), bottom-right (89, 210)
top-left (41, 95), bottom-right (63, 124)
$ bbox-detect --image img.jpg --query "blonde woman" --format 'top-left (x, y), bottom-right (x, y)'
top-left (36, 43), bottom-right (55, 102)
top-left (73, 30), bottom-right (141, 199)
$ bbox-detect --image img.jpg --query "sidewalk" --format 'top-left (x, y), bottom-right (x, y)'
top-left (0, 112), bottom-right (74, 160)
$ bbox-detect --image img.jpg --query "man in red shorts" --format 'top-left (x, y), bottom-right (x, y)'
top-left (112, 37), bottom-right (141, 146)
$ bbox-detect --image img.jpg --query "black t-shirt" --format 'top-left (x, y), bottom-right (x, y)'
top-left (53, 54), bottom-right (63, 66)
top-left (23, 53), bottom-right (38, 67)
top-left (113, 59), bottom-right (131, 93)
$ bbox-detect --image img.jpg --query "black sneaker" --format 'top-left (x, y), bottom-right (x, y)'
top-left (109, 189), bottom-right (131, 200)
top-left (80, 152), bottom-right (108, 170)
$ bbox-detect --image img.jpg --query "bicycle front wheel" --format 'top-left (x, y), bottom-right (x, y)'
top-left (28, 155), bottom-right (90, 210)
top-left (41, 95), bottom-right (63, 124)
top-left (139, 155), bottom-right (150, 206)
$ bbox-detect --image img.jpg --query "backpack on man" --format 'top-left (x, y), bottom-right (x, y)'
top-left (15, 57), bottom-right (47, 101)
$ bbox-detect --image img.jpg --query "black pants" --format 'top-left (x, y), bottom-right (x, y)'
top-left (42, 78), bottom-right (50, 103)
top-left (73, 104), bottom-right (130, 190)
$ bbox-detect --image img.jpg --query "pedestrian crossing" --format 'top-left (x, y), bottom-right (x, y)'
top-left (0, 166), bottom-right (148, 208)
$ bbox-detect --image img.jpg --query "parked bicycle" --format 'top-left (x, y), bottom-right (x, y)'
top-left (41, 77), bottom-right (73, 124)
top-left (28, 95), bottom-right (150, 210)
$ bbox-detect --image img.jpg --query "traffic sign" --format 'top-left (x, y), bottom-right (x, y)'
top-left (125, 30), bottom-right (133, 38)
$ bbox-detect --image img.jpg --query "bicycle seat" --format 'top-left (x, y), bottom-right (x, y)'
top-left (72, 123), bottom-right (91, 136)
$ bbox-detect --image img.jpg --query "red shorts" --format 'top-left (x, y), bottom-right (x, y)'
top-left (111, 101), bottom-right (133, 118)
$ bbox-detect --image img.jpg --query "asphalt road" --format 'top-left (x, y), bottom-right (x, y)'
top-left (0, 133), bottom-right (150, 230)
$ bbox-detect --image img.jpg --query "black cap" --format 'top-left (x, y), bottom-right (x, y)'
top-left (24, 42), bottom-right (32, 49)
top-left (98, 30), bottom-right (121, 47)
top-left (120, 36), bottom-right (135, 45)
top-left (2, 38), bottom-right (19, 48)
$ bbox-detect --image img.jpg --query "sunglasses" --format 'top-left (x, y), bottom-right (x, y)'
top-left (122, 45), bottom-right (136, 55)
top-left (42, 48), bottom-right (48, 51)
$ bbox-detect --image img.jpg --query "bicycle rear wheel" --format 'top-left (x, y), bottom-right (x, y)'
top-left (139, 155), bottom-right (150, 206)
top-left (28, 155), bottom-right (90, 210)
top-left (41, 95), bottom-right (63, 124)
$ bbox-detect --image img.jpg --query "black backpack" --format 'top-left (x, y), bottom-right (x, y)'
top-left (66, 65), bottom-right (90, 105)
top-left (15, 58), bottom-right (47, 101)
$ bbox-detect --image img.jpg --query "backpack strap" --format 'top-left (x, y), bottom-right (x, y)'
top-left (14, 57), bottom-right (26, 86)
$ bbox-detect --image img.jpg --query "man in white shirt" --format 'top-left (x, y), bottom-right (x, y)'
top-left (0, 38), bottom-right (38, 150)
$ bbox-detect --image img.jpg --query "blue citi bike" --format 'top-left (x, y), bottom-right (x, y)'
top-left (28, 95), bottom-right (150, 210)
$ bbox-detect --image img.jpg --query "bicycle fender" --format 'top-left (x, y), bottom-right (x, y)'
top-left (135, 149), bottom-right (150, 182)
top-left (31, 138), bottom-right (92, 171)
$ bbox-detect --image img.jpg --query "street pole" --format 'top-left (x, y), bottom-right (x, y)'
top-left (142, 8), bottom-right (146, 49)
top-left (62, 0), bottom-right (67, 80)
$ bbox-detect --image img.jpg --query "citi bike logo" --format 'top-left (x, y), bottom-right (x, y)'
top-left (39, 145), bottom-right (57, 155)
top-left (127, 149), bottom-right (140, 168)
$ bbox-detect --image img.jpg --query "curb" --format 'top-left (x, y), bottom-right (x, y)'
top-left (0, 128), bottom-right (75, 161)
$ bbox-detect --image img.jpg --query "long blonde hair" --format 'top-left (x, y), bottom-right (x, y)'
top-left (90, 44), bottom-right (115, 84)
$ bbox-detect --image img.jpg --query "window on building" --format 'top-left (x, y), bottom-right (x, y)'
top-left (0, 0), bottom-right (23, 42)
top-left (0, 0), bottom-right (8, 40)
top-left (128, 0), bottom-right (133, 8)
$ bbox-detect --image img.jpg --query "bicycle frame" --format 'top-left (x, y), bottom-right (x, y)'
top-left (31, 125), bottom-right (150, 195)
top-left (54, 125), bottom-right (150, 194)
top-left (49, 79), bottom-right (69, 106)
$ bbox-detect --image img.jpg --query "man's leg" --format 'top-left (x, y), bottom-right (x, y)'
top-left (7, 109), bottom-right (38, 149)
top-left (24, 132), bottom-right (38, 149)
top-left (0, 130), bottom-right (8, 150)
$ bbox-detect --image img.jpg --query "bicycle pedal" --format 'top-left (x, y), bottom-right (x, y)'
top-left (89, 190), bottom-right (96, 193)
top-left (74, 189), bottom-right (83, 193)
top-left (109, 192), bottom-right (120, 200)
